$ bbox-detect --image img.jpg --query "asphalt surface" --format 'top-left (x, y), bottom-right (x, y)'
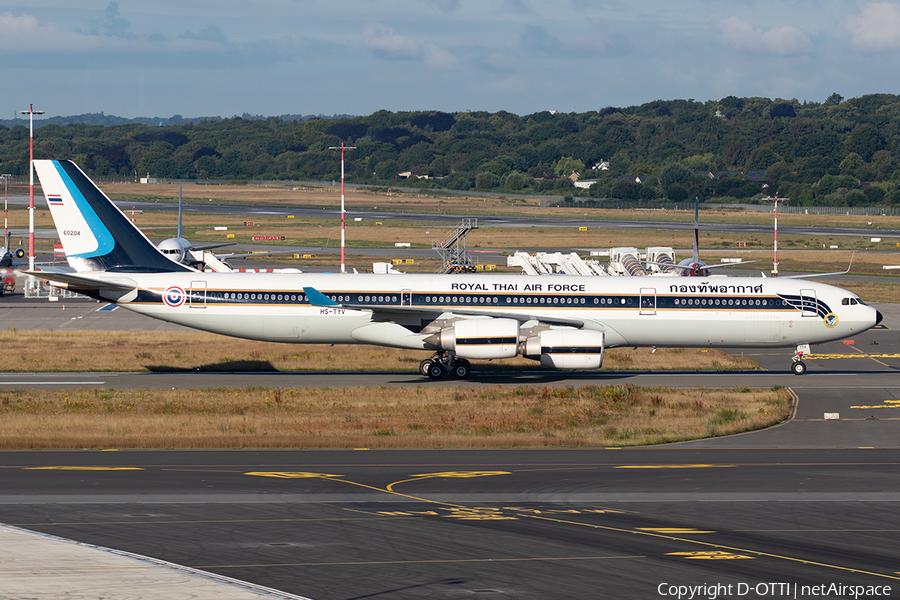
top-left (2, 448), bottom-right (899, 600)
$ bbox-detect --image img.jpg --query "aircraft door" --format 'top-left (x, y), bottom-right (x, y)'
top-left (190, 280), bottom-right (207, 308)
top-left (639, 288), bottom-right (656, 315)
top-left (800, 288), bottom-right (817, 317)
top-left (401, 289), bottom-right (413, 306)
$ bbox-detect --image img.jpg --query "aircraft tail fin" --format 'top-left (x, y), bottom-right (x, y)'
top-left (33, 160), bottom-right (191, 273)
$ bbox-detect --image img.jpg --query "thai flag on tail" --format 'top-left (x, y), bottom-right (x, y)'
top-left (47, 194), bottom-right (63, 205)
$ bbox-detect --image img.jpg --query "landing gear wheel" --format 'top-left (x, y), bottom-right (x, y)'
top-left (791, 360), bottom-right (807, 375)
top-left (419, 359), bottom-right (434, 377)
top-left (426, 362), bottom-right (446, 380)
top-left (450, 359), bottom-right (471, 379)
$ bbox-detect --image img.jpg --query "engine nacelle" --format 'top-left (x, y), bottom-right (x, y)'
top-left (434, 318), bottom-right (519, 359)
top-left (523, 329), bottom-right (604, 370)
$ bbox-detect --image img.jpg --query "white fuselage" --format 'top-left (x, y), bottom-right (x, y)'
top-left (95, 271), bottom-right (877, 351)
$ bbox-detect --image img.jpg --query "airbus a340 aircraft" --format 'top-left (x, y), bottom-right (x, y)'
top-left (31, 160), bottom-right (881, 378)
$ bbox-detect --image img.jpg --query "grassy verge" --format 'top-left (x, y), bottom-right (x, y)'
top-left (0, 384), bottom-right (791, 449)
top-left (1, 330), bottom-right (757, 373)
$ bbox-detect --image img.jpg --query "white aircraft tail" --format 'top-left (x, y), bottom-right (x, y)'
top-left (33, 160), bottom-right (190, 273)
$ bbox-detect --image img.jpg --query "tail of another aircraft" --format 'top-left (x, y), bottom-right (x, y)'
top-left (34, 160), bottom-right (190, 273)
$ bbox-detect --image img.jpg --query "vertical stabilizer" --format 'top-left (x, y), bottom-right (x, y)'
top-left (34, 160), bottom-right (191, 273)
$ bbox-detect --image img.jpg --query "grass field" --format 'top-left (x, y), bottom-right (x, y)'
top-left (1, 330), bottom-right (757, 373)
top-left (0, 384), bottom-right (792, 449)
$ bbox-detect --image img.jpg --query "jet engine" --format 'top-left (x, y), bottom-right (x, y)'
top-left (427, 318), bottom-right (519, 359)
top-left (522, 329), bottom-right (605, 370)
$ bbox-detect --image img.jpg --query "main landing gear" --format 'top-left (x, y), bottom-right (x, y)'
top-left (791, 344), bottom-right (811, 375)
top-left (419, 351), bottom-right (471, 380)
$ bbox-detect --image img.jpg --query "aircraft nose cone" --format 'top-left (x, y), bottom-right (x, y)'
top-left (876, 310), bottom-right (884, 326)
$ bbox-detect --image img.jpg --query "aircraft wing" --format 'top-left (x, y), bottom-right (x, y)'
top-left (303, 286), bottom-right (586, 328)
top-left (215, 250), bottom-right (284, 260)
top-left (25, 270), bottom-right (137, 292)
top-left (777, 253), bottom-right (854, 279)
top-left (192, 242), bottom-right (235, 251)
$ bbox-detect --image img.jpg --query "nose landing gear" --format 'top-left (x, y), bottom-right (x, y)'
top-left (791, 344), bottom-right (810, 375)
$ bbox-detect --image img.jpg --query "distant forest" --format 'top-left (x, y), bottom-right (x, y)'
top-left (2, 93), bottom-right (900, 206)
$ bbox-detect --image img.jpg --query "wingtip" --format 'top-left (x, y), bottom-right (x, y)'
top-left (303, 286), bottom-right (340, 307)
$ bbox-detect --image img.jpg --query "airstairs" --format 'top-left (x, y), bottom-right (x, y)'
top-left (433, 218), bottom-right (479, 273)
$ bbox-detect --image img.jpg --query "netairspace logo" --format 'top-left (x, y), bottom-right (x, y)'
top-left (657, 582), bottom-right (892, 599)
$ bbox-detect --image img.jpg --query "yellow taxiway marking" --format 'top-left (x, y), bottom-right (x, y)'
top-left (614, 464), bottom-right (735, 469)
top-left (386, 470), bottom-right (510, 493)
top-left (638, 528), bottom-right (715, 534)
top-left (244, 472), bottom-right (343, 479)
top-left (246, 471), bottom-right (470, 507)
top-left (409, 471), bottom-right (511, 478)
top-left (441, 507), bottom-right (519, 521)
top-left (236, 469), bottom-right (899, 580)
top-left (527, 514), bottom-right (900, 582)
top-left (667, 551), bottom-right (752, 560)
top-left (22, 466), bottom-right (143, 471)
top-left (851, 399), bottom-right (900, 410)
top-left (849, 346), bottom-right (896, 368)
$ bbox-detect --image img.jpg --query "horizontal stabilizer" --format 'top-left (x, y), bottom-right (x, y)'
top-left (26, 270), bottom-right (137, 292)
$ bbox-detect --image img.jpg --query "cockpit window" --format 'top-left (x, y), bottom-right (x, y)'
top-left (842, 297), bottom-right (862, 306)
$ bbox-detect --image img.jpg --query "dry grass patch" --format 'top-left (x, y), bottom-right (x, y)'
top-left (819, 281), bottom-right (900, 304)
top-left (98, 182), bottom-right (900, 229)
top-left (0, 330), bottom-right (757, 373)
top-left (0, 384), bottom-right (791, 449)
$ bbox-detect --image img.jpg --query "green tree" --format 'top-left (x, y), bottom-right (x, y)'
top-left (864, 185), bottom-right (886, 205)
top-left (610, 180), bottom-right (642, 200)
top-left (505, 171), bottom-right (526, 190)
top-left (749, 145), bottom-right (781, 170)
top-left (845, 124), bottom-right (885, 161)
top-left (553, 156), bottom-right (585, 177)
top-left (666, 183), bottom-right (689, 201)
top-left (658, 162), bottom-right (693, 190)
top-left (817, 174), bottom-right (859, 195)
top-left (475, 172), bottom-right (499, 190)
top-left (839, 152), bottom-right (865, 176)
top-left (845, 189), bottom-right (868, 206)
